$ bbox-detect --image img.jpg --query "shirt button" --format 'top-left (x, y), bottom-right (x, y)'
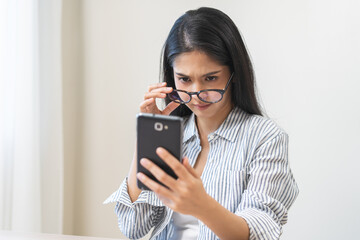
top-left (208, 135), bottom-right (214, 141)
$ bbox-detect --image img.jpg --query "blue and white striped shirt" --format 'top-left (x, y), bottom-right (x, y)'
top-left (104, 107), bottom-right (299, 240)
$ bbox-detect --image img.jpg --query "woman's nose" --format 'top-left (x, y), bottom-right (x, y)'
top-left (189, 87), bottom-right (203, 102)
top-left (189, 82), bottom-right (204, 93)
top-left (190, 93), bottom-right (201, 102)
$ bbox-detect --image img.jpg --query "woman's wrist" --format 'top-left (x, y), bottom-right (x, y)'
top-left (192, 193), bottom-right (217, 221)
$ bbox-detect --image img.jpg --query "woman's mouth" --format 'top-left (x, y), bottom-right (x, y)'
top-left (193, 103), bottom-right (211, 110)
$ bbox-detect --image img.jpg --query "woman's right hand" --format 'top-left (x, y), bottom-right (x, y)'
top-left (140, 82), bottom-right (180, 115)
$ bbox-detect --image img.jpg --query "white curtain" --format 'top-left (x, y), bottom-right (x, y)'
top-left (0, 0), bottom-right (63, 233)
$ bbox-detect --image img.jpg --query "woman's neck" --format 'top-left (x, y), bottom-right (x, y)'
top-left (195, 104), bottom-right (234, 142)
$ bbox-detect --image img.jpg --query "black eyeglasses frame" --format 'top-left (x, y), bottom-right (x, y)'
top-left (168, 72), bottom-right (234, 104)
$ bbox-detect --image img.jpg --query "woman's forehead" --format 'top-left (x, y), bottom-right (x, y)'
top-left (173, 51), bottom-right (227, 76)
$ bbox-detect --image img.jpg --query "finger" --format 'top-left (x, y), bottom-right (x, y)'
top-left (148, 82), bottom-right (167, 92)
top-left (162, 101), bottom-right (180, 115)
top-left (140, 98), bottom-right (154, 107)
top-left (149, 87), bottom-right (173, 94)
top-left (139, 98), bottom-right (155, 111)
top-left (144, 92), bottom-right (166, 100)
top-left (139, 158), bottom-right (178, 190)
top-left (183, 157), bottom-right (199, 178)
top-left (156, 147), bottom-right (190, 179)
top-left (137, 172), bottom-right (174, 198)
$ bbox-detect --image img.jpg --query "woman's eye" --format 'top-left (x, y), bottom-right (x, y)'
top-left (179, 77), bottom-right (190, 82)
top-left (206, 76), bottom-right (218, 81)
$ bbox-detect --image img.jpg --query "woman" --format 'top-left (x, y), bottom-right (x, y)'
top-left (105, 7), bottom-right (298, 240)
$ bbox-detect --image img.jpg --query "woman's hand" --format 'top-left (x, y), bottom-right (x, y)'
top-left (140, 82), bottom-right (179, 115)
top-left (136, 148), bottom-right (251, 240)
top-left (137, 147), bottom-right (210, 217)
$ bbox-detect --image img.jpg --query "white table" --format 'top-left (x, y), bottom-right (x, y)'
top-left (0, 231), bottom-right (123, 240)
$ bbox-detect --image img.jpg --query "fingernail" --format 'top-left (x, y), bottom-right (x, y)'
top-left (166, 87), bottom-right (172, 90)
top-left (137, 172), bottom-right (144, 180)
top-left (140, 158), bottom-right (148, 166)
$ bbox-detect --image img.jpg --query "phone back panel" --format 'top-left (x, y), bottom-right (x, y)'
top-left (137, 113), bottom-right (183, 190)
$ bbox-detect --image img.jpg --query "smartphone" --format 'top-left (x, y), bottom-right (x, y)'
top-left (136, 113), bottom-right (184, 190)
top-left (136, 113), bottom-right (184, 191)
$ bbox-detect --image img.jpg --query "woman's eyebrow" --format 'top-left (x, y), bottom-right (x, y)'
top-left (175, 70), bottom-right (222, 77)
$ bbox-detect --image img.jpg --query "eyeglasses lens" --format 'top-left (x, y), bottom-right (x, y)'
top-left (198, 91), bottom-right (222, 103)
top-left (168, 91), bottom-right (191, 103)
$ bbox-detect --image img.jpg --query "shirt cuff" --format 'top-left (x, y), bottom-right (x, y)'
top-left (103, 177), bottom-right (165, 207)
top-left (236, 208), bottom-right (282, 240)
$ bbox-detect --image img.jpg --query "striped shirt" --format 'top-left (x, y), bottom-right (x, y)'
top-left (104, 107), bottom-right (299, 240)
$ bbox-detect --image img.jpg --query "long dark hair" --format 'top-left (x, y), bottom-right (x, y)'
top-left (160, 7), bottom-right (263, 117)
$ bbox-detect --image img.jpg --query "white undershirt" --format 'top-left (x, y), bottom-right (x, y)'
top-left (169, 212), bottom-right (199, 240)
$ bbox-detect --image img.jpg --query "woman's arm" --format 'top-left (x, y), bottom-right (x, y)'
top-left (105, 149), bottom-right (167, 240)
top-left (137, 148), bottom-right (250, 240)
top-left (127, 142), bottom-right (142, 202)
top-left (104, 143), bottom-right (164, 239)
top-left (104, 177), bottom-right (166, 239)
top-left (181, 132), bottom-right (295, 240)
top-left (194, 195), bottom-right (250, 240)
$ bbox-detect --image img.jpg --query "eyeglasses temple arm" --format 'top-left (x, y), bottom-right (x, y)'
top-left (223, 72), bottom-right (234, 91)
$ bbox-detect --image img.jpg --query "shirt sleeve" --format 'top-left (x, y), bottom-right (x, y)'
top-left (103, 177), bottom-right (167, 239)
top-left (235, 132), bottom-right (299, 240)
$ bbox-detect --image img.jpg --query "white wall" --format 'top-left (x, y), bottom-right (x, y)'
top-left (65, 0), bottom-right (360, 239)
top-left (62, 0), bottom-right (82, 235)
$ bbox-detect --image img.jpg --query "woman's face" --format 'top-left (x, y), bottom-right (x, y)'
top-left (172, 50), bottom-right (233, 120)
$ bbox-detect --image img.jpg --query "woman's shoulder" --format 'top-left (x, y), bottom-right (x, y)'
top-left (236, 108), bottom-right (288, 143)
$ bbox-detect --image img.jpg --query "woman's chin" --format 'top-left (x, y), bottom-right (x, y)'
top-left (193, 103), bottom-right (212, 111)
top-left (188, 104), bottom-right (214, 118)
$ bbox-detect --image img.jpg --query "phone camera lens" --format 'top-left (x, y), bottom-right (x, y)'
top-left (154, 122), bottom-right (163, 131)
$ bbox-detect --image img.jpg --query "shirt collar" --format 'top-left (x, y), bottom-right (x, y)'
top-left (183, 113), bottom-right (198, 143)
top-left (214, 107), bottom-right (245, 142)
top-left (182, 107), bottom-right (246, 143)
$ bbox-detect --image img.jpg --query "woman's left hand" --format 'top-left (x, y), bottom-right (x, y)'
top-left (137, 147), bottom-right (209, 216)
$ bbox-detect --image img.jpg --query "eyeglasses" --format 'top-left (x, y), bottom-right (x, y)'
top-left (168, 72), bottom-right (234, 104)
